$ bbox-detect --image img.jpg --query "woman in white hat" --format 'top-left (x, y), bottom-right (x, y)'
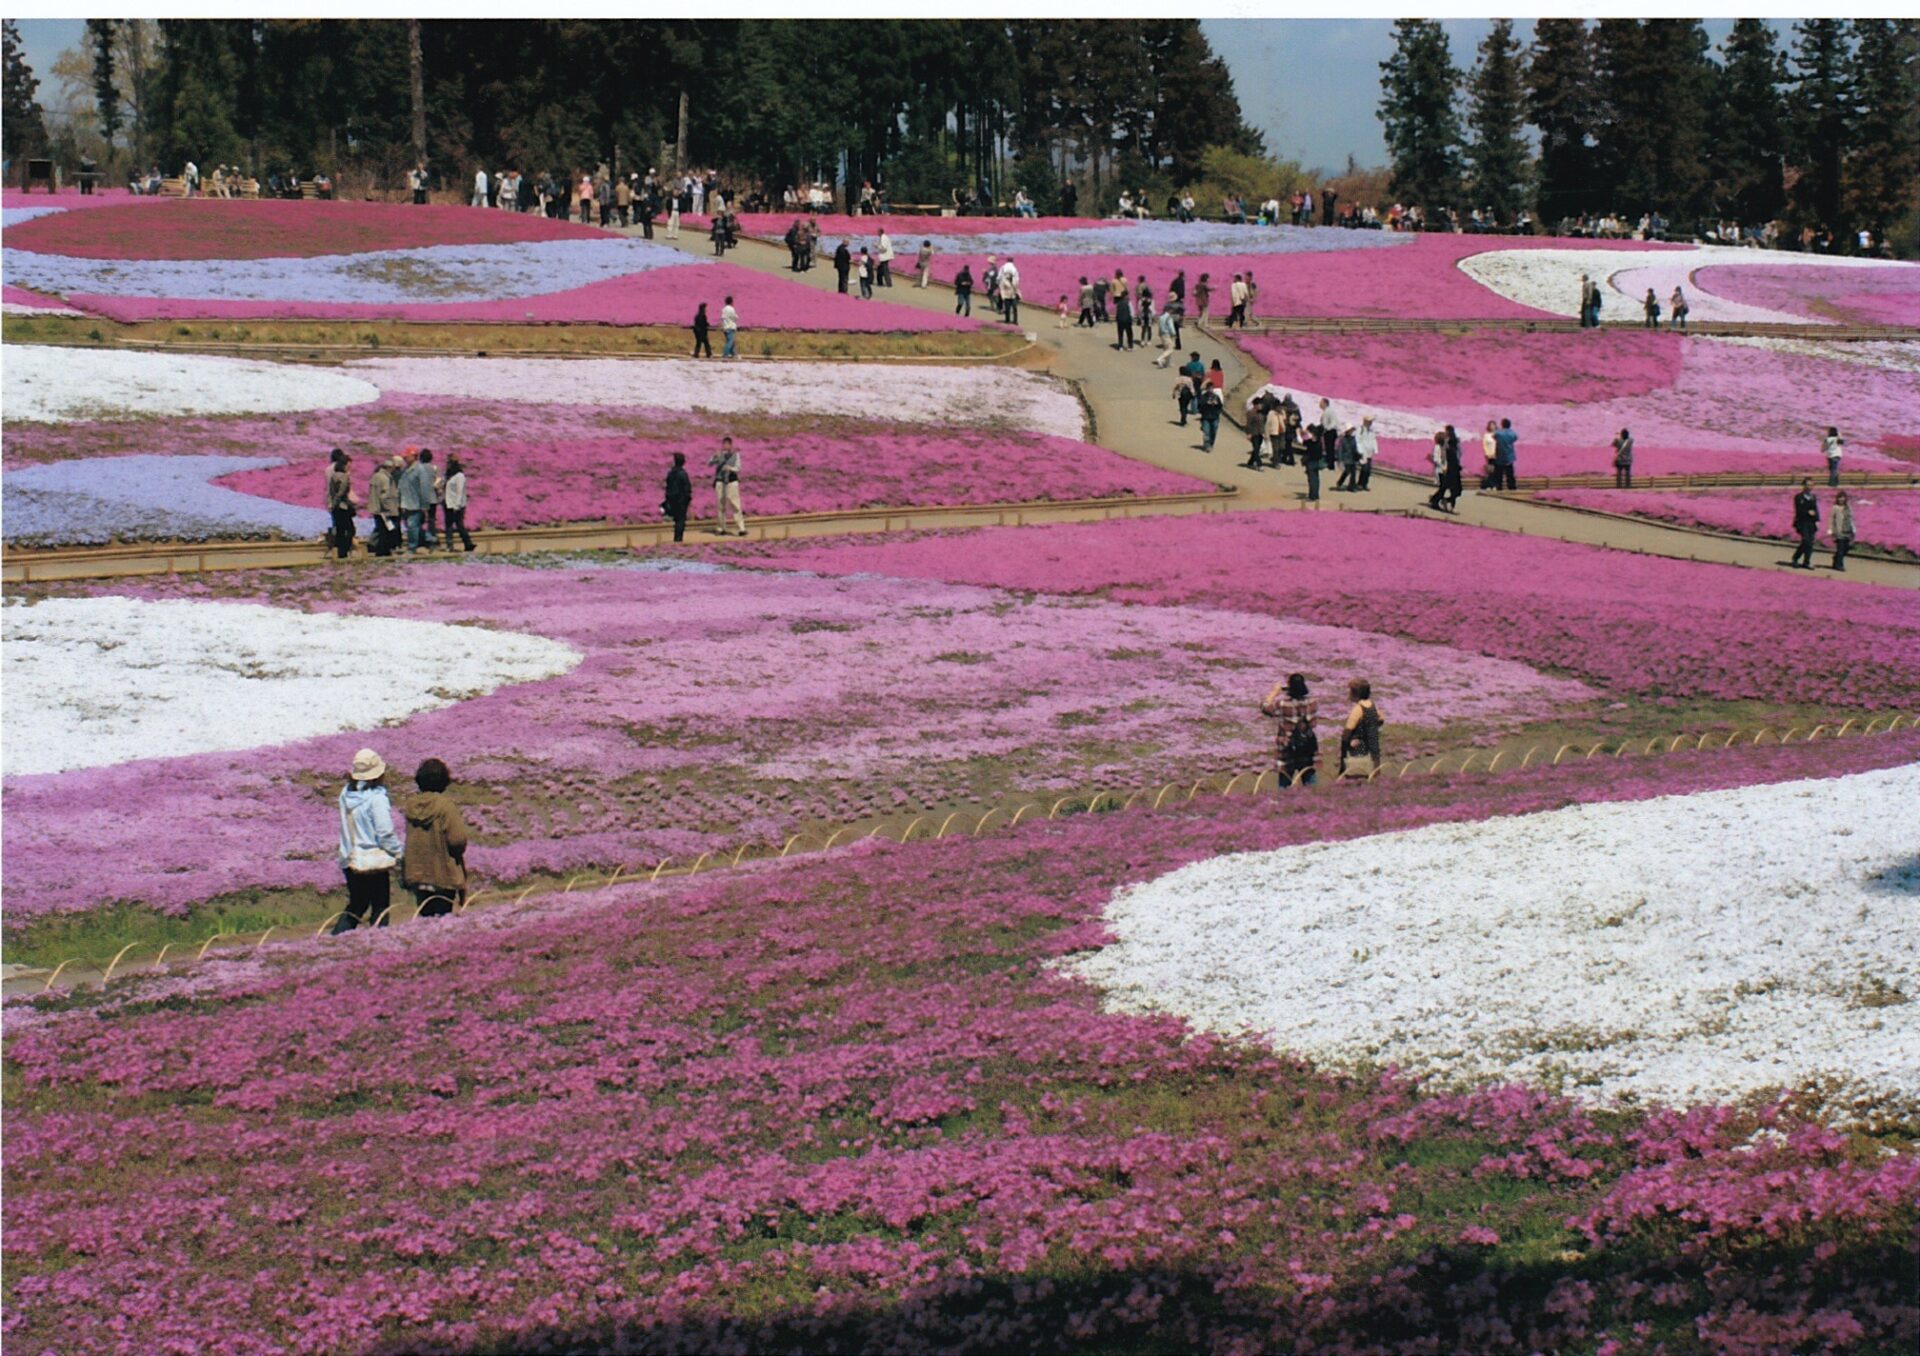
top-left (334, 748), bottom-right (403, 934)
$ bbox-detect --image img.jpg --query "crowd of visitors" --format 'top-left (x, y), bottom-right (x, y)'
top-left (323, 446), bottom-right (474, 561)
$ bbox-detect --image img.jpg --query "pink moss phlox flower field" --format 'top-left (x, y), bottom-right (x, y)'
top-left (712, 212), bottom-right (1137, 239)
top-left (2, 282), bottom-right (76, 310)
top-left (216, 429), bottom-right (1205, 528)
top-left (1691, 262), bottom-right (1920, 328)
top-left (57, 259), bottom-right (983, 331)
top-left (2, 561), bottom-right (1591, 923)
top-left (5, 728), bottom-right (1916, 1355)
top-left (3, 197), bottom-right (604, 259)
top-left (1535, 486), bottom-right (1920, 558)
top-left (923, 234), bottom-right (1680, 321)
top-left (708, 512), bottom-right (1920, 709)
top-left (1236, 330), bottom-right (1920, 477)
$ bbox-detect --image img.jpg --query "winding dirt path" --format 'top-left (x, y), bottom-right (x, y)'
top-left (660, 228), bottom-right (1918, 590)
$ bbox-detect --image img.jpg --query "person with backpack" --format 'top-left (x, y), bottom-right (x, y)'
top-left (1262, 672), bottom-right (1319, 789)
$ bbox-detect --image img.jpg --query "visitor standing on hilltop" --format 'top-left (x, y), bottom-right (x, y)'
top-left (691, 302), bottom-right (713, 358)
top-left (663, 452), bottom-right (693, 542)
top-left (1493, 418), bottom-right (1519, 491)
top-left (1822, 427), bottom-right (1845, 486)
top-left (325, 450), bottom-right (358, 561)
top-left (710, 437), bottom-right (747, 537)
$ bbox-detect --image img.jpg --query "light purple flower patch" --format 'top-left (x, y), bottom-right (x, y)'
top-left (2, 454), bottom-right (334, 546)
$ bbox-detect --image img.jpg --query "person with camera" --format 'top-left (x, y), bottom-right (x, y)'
top-left (1261, 673), bottom-right (1319, 789)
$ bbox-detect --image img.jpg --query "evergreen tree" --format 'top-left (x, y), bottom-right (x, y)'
top-left (150, 19), bottom-right (247, 166)
top-left (1378, 19), bottom-right (1463, 214)
top-left (1710, 18), bottom-right (1787, 225)
top-left (87, 19), bottom-right (122, 156)
top-left (3, 19), bottom-right (49, 160)
top-left (1528, 19), bottom-right (1596, 222)
top-left (1787, 18), bottom-right (1853, 242)
top-left (1464, 18), bottom-right (1531, 221)
top-left (1846, 18), bottom-right (1920, 251)
top-left (1593, 19), bottom-right (1713, 220)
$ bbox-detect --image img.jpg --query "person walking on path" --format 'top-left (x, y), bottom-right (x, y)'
top-left (471, 167), bottom-right (489, 208)
top-left (998, 258), bottom-right (1021, 326)
top-left (1338, 679), bottom-right (1385, 777)
top-left (1113, 283), bottom-right (1135, 350)
top-left (1193, 273), bottom-right (1211, 322)
top-left (1790, 479), bottom-right (1820, 568)
top-left (833, 239), bottom-right (852, 293)
top-left (1197, 382), bottom-right (1223, 452)
top-left (1492, 418), bottom-right (1519, 491)
top-left (952, 262), bottom-right (971, 315)
top-left (1643, 288), bottom-right (1661, 328)
top-left (663, 451), bottom-right (693, 541)
top-left (858, 248), bottom-right (875, 300)
top-left (1577, 273), bottom-right (1594, 327)
top-left (334, 748), bottom-right (402, 933)
top-left (721, 296), bottom-right (740, 359)
top-left (1227, 273), bottom-right (1248, 327)
top-left (1334, 425), bottom-right (1362, 491)
top-left (1442, 425), bottom-right (1464, 510)
top-left (1262, 673), bottom-right (1319, 789)
top-left (1426, 430), bottom-right (1450, 510)
top-left (1091, 273), bottom-right (1110, 324)
top-left (1670, 285), bottom-right (1689, 330)
top-left (1173, 378), bottom-right (1195, 426)
top-left (1822, 426), bottom-right (1844, 486)
top-left (709, 437), bottom-right (747, 537)
top-left (916, 240), bottom-right (934, 288)
top-left (1077, 276), bottom-right (1096, 327)
top-left (666, 192), bottom-right (681, 239)
top-left (875, 228), bottom-right (895, 287)
top-left (1315, 398), bottom-right (1339, 473)
top-left (401, 758), bottom-right (469, 918)
top-left (326, 450), bottom-right (358, 560)
top-left (1829, 490), bottom-right (1855, 571)
top-left (441, 455), bottom-right (475, 552)
top-left (692, 302), bottom-right (713, 358)
top-left (1612, 428), bottom-right (1634, 488)
top-left (1355, 416), bottom-right (1379, 490)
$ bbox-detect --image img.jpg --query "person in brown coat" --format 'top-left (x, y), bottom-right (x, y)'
top-left (401, 758), bottom-right (468, 917)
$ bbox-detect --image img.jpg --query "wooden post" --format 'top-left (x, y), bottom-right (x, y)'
top-left (675, 91), bottom-right (689, 176)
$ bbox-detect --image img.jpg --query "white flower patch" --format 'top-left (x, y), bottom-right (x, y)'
top-left (1, 301), bottom-right (85, 316)
top-left (347, 356), bottom-right (1090, 440)
top-left (2, 597), bottom-right (581, 775)
top-left (3, 345), bottom-right (380, 423)
top-left (1069, 766), bottom-right (1920, 1123)
top-left (1707, 335), bottom-right (1920, 375)
top-left (1458, 246), bottom-right (1905, 325)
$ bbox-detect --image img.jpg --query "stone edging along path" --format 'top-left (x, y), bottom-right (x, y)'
top-left (9, 711), bottom-right (1913, 999)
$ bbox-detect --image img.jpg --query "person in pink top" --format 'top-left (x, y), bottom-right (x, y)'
top-left (577, 173), bottom-right (593, 225)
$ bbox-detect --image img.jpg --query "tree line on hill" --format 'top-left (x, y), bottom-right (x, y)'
top-left (1382, 18), bottom-right (1919, 253)
top-left (2, 18), bottom-right (1263, 213)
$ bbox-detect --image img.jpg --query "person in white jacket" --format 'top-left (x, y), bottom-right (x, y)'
top-left (997, 259), bottom-right (1021, 325)
top-left (875, 229), bottom-right (895, 287)
top-left (471, 167), bottom-right (489, 208)
top-left (1355, 415), bottom-right (1379, 491)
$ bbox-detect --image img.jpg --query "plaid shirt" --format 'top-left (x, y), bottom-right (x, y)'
top-left (1267, 696), bottom-right (1318, 757)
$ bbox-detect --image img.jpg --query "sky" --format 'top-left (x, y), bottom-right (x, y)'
top-left (17, 17), bottom-right (1773, 174)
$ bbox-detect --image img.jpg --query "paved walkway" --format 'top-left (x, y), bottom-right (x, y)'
top-left (646, 228), bottom-right (1918, 590)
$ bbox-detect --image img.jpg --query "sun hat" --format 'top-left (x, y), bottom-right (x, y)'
top-left (350, 748), bottom-right (386, 781)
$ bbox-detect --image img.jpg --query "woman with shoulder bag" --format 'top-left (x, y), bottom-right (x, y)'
top-left (1339, 679), bottom-right (1385, 776)
top-left (1612, 427), bottom-right (1634, 488)
top-left (334, 748), bottom-right (403, 933)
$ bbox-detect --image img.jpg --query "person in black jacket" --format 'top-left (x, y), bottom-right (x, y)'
top-left (834, 239), bottom-right (852, 294)
top-left (663, 452), bottom-right (693, 542)
top-left (692, 303), bottom-right (712, 359)
top-left (1790, 480), bottom-right (1820, 568)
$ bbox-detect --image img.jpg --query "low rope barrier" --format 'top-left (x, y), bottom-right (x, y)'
top-left (15, 710), bottom-right (1914, 995)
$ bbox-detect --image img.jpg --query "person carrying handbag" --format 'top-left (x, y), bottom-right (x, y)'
top-left (335, 748), bottom-right (403, 933)
top-left (1261, 672), bottom-right (1319, 789)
